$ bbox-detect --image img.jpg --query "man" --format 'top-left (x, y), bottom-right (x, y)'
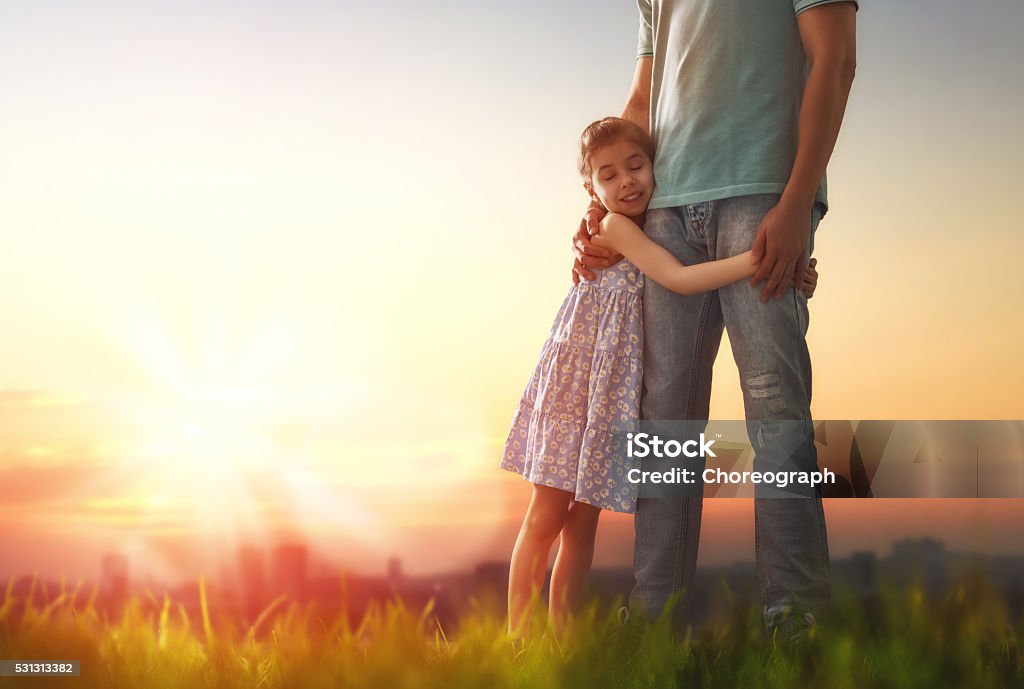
top-left (572, 0), bottom-right (858, 638)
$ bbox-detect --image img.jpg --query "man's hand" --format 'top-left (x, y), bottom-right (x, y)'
top-left (749, 198), bottom-right (814, 302)
top-left (572, 205), bottom-right (623, 284)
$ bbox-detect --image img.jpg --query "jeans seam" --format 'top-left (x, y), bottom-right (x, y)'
top-left (669, 271), bottom-right (713, 628)
top-left (702, 200), bottom-right (714, 233)
top-left (685, 293), bottom-right (714, 418)
top-left (817, 497), bottom-right (831, 601)
top-left (755, 506), bottom-right (767, 622)
top-left (668, 498), bottom-right (689, 626)
top-left (792, 284), bottom-right (806, 335)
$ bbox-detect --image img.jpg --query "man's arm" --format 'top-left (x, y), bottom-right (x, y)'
top-left (573, 56), bottom-right (654, 284)
top-left (622, 56), bottom-right (653, 133)
top-left (750, 2), bottom-right (857, 301)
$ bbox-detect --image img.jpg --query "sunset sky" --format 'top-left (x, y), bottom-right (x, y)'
top-left (1, 0), bottom-right (1023, 585)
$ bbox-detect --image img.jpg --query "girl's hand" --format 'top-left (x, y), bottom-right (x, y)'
top-left (800, 257), bottom-right (819, 298)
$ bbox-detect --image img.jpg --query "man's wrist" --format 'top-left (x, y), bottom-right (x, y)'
top-left (779, 186), bottom-right (816, 214)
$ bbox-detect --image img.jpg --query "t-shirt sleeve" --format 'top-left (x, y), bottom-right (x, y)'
top-left (636, 0), bottom-right (654, 57)
top-left (793, 0), bottom-right (859, 15)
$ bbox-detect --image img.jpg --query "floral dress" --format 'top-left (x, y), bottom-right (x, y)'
top-left (499, 259), bottom-right (643, 513)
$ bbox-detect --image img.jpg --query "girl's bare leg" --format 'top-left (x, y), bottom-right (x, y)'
top-left (507, 484), bottom-right (572, 638)
top-left (549, 499), bottom-right (601, 637)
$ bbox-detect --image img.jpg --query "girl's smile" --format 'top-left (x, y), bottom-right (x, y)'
top-left (586, 138), bottom-right (655, 219)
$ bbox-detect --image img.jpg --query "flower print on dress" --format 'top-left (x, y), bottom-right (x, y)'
top-left (499, 259), bottom-right (644, 514)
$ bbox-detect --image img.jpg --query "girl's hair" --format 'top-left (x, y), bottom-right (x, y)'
top-left (577, 116), bottom-right (656, 182)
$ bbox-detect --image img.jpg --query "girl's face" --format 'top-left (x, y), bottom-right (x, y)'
top-left (587, 138), bottom-right (654, 217)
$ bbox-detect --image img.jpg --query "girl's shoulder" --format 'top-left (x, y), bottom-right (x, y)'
top-left (594, 213), bottom-right (639, 250)
top-left (600, 212), bottom-right (640, 234)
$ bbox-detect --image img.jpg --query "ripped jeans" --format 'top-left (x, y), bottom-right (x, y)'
top-left (629, 194), bottom-right (830, 635)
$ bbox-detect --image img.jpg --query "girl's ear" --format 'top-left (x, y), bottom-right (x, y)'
top-left (583, 180), bottom-right (607, 210)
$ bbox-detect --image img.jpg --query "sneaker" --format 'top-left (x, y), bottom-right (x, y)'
top-left (769, 611), bottom-right (818, 648)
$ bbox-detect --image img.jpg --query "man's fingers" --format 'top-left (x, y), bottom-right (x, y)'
top-left (751, 252), bottom-right (776, 287)
top-left (773, 260), bottom-right (798, 301)
top-left (751, 225), bottom-right (767, 264)
top-left (572, 223), bottom-right (586, 258)
top-left (579, 253), bottom-right (612, 270)
top-left (572, 235), bottom-right (586, 259)
top-left (760, 260), bottom-right (790, 302)
top-left (573, 236), bottom-right (611, 260)
top-left (584, 206), bottom-right (608, 236)
top-left (573, 234), bottom-right (611, 259)
top-left (574, 258), bottom-right (596, 282)
top-left (573, 205), bottom-right (610, 282)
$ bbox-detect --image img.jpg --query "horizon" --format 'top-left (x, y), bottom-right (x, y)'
top-left (2, 531), bottom-right (1008, 592)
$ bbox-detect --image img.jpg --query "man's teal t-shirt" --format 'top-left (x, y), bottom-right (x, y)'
top-left (637, 0), bottom-right (858, 213)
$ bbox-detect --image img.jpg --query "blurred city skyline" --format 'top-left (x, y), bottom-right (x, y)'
top-left (5, 536), bottom-right (1023, 636)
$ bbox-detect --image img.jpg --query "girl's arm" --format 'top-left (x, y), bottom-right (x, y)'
top-left (593, 213), bottom-right (755, 295)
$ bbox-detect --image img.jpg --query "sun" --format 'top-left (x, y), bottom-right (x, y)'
top-left (89, 276), bottom-right (371, 542)
top-left (115, 386), bottom-right (279, 524)
top-left (136, 387), bottom-right (276, 470)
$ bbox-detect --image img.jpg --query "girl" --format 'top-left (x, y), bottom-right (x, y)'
top-left (500, 116), bottom-right (818, 640)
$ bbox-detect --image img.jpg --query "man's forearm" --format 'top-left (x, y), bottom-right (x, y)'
top-left (621, 56), bottom-right (653, 133)
top-left (621, 101), bottom-right (649, 132)
top-left (782, 58), bottom-right (856, 210)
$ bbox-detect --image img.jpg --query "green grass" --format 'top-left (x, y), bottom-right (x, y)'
top-left (1, 572), bottom-right (1022, 688)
